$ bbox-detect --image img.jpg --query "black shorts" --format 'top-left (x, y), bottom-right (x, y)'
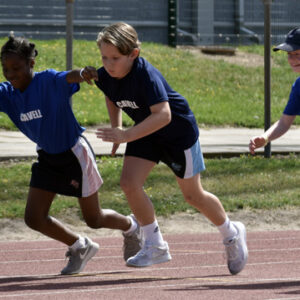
top-left (30, 136), bottom-right (103, 197)
top-left (125, 135), bottom-right (205, 178)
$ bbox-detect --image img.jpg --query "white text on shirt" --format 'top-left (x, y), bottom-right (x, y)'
top-left (20, 109), bottom-right (43, 122)
top-left (116, 100), bottom-right (139, 109)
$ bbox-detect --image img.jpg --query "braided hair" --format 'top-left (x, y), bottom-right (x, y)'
top-left (1, 35), bottom-right (38, 61)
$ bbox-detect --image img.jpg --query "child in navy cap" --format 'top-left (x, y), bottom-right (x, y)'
top-left (273, 27), bottom-right (300, 52)
top-left (249, 27), bottom-right (300, 152)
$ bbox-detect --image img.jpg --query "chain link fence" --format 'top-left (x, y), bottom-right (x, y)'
top-left (0, 0), bottom-right (299, 46)
top-left (177, 0), bottom-right (300, 46)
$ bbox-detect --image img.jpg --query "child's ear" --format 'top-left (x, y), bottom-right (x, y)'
top-left (130, 48), bottom-right (140, 59)
top-left (29, 58), bottom-right (35, 68)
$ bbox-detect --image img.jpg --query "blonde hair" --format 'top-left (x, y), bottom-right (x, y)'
top-left (96, 22), bottom-right (141, 55)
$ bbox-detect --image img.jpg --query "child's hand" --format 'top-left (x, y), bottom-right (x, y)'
top-left (96, 127), bottom-right (127, 144)
top-left (80, 66), bottom-right (98, 85)
top-left (111, 143), bottom-right (120, 156)
top-left (249, 136), bottom-right (268, 155)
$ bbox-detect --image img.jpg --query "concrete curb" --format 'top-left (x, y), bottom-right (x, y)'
top-left (1, 127), bottom-right (300, 160)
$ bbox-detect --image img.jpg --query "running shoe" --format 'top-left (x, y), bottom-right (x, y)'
top-left (122, 214), bottom-right (142, 261)
top-left (223, 221), bottom-right (248, 275)
top-left (61, 237), bottom-right (99, 275)
top-left (126, 241), bottom-right (171, 267)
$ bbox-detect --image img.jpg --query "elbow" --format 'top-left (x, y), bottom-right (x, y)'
top-left (153, 103), bottom-right (172, 127)
top-left (163, 110), bottom-right (172, 126)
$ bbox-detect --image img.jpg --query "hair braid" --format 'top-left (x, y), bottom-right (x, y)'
top-left (1, 36), bottom-right (38, 60)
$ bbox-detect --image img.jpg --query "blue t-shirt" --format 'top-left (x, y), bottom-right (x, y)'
top-left (95, 57), bottom-right (199, 149)
top-left (0, 69), bottom-right (84, 153)
top-left (284, 77), bottom-right (300, 115)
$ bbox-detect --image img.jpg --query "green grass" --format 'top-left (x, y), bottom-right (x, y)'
top-left (1, 154), bottom-right (300, 219)
top-left (1, 39), bottom-right (300, 220)
top-left (0, 39), bottom-right (298, 129)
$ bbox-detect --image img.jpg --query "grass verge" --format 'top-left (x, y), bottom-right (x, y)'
top-left (0, 39), bottom-right (298, 129)
top-left (1, 154), bottom-right (300, 219)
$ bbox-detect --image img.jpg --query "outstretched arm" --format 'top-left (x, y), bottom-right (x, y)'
top-left (97, 96), bottom-right (122, 156)
top-left (105, 96), bottom-right (122, 129)
top-left (96, 101), bottom-right (171, 144)
top-left (249, 114), bottom-right (296, 155)
top-left (123, 101), bottom-right (171, 142)
top-left (66, 66), bottom-right (98, 85)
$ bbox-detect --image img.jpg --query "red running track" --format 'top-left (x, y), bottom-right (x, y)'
top-left (1, 231), bottom-right (300, 299)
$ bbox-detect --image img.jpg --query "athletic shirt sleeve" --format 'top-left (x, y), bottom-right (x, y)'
top-left (283, 77), bottom-right (300, 115)
top-left (94, 67), bottom-right (106, 94)
top-left (0, 82), bottom-right (14, 113)
top-left (140, 65), bottom-right (169, 106)
top-left (0, 70), bottom-right (83, 153)
top-left (49, 69), bottom-right (79, 100)
top-left (95, 59), bottom-right (168, 105)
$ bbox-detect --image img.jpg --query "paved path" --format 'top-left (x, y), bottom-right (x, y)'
top-left (1, 127), bottom-right (300, 159)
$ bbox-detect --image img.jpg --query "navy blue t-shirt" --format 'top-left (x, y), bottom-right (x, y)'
top-left (95, 57), bottom-right (199, 149)
top-left (0, 69), bottom-right (84, 153)
top-left (284, 77), bottom-right (300, 115)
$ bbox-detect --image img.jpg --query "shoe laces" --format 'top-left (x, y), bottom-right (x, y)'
top-left (124, 232), bottom-right (141, 245)
top-left (135, 241), bottom-right (152, 257)
top-left (224, 237), bottom-right (239, 261)
top-left (64, 249), bottom-right (75, 263)
top-left (124, 226), bottom-right (142, 245)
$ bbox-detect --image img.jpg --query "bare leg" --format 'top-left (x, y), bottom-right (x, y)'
top-left (25, 187), bottom-right (79, 246)
top-left (78, 192), bottom-right (131, 231)
top-left (120, 156), bottom-right (156, 226)
top-left (121, 156), bottom-right (171, 267)
top-left (176, 173), bottom-right (226, 226)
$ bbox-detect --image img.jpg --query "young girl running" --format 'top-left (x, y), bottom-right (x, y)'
top-left (0, 36), bottom-right (140, 275)
top-left (95, 22), bottom-right (248, 274)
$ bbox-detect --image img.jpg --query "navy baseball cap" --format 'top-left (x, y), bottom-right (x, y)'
top-left (273, 27), bottom-right (300, 52)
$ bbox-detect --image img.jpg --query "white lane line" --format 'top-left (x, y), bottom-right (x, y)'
top-left (1, 246), bottom-right (300, 264)
top-left (0, 245), bottom-right (122, 253)
top-left (1, 259), bottom-right (300, 279)
top-left (1, 235), bottom-right (300, 249)
top-left (267, 297), bottom-right (300, 300)
top-left (1, 235), bottom-right (300, 253)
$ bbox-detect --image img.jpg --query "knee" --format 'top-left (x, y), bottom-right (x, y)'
top-left (184, 192), bottom-right (205, 207)
top-left (24, 212), bottom-right (43, 231)
top-left (120, 177), bottom-right (138, 195)
top-left (184, 193), bottom-right (196, 206)
top-left (84, 215), bottom-right (103, 229)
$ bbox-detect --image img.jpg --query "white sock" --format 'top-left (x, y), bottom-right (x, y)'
top-left (141, 219), bottom-right (164, 246)
top-left (69, 235), bottom-right (85, 251)
top-left (217, 217), bottom-right (238, 240)
top-left (123, 215), bottom-right (138, 236)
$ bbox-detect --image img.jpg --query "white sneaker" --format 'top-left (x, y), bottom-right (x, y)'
top-left (126, 241), bottom-right (172, 267)
top-left (61, 237), bottom-right (99, 275)
top-left (223, 221), bottom-right (248, 275)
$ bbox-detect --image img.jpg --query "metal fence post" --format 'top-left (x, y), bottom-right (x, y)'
top-left (168, 0), bottom-right (177, 47)
top-left (66, 0), bottom-right (74, 71)
top-left (262, 0), bottom-right (272, 158)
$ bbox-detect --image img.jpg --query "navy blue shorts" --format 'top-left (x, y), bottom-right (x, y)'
top-left (125, 136), bottom-right (205, 178)
top-left (30, 136), bottom-right (103, 197)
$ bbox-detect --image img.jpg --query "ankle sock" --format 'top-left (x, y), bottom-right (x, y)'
top-left (123, 215), bottom-right (138, 236)
top-left (69, 235), bottom-right (85, 251)
top-left (217, 217), bottom-right (238, 240)
top-left (141, 219), bottom-right (164, 246)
